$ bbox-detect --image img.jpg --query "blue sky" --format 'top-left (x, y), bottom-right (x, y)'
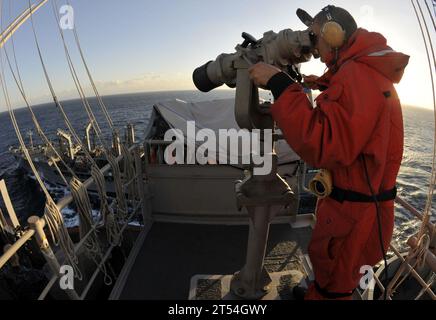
top-left (0, 0), bottom-right (435, 110)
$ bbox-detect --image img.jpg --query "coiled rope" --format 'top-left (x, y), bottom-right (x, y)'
top-left (70, 177), bottom-right (112, 285)
top-left (27, 0), bottom-right (99, 168)
top-left (121, 143), bottom-right (137, 201)
top-left (26, 0), bottom-right (120, 281)
top-left (48, 0), bottom-right (133, 232)
top-left (106, 153), bottom-right (128, 222)
top-left (0, 19), bottom-right (81, 280)
top-left (45, 198), bottom-right (82, 280)
top-left (91, 165), bottom-right (121, 246)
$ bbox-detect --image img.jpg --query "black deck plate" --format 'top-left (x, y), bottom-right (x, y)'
top-left (119, 223), bottom-right (312, 300)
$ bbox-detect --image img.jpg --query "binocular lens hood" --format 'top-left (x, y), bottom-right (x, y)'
top-left (193, 61), bottom-right (220, 93)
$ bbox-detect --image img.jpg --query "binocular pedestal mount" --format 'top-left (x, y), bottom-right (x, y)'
top-left (230, 152), bottom-right (295, 300)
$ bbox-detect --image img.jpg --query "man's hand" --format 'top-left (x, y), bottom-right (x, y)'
top-left (248, 62), bottom-right (282, 88)
top-left (303, 75), bottom-right (321, 90)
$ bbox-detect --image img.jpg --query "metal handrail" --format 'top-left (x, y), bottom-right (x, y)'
top-left (386, 245), bottom-right (435, 300)
top-left (2, 142), bottom-right (434, 299)
top-left (56, 145), bottom-right (136, 211)
top-left (365, 195), bottom-right (436, 300)
top-left (37, 202), bottom-right (142, 300)
top-left (0, 144), bottom-right (148, 300)
top-left (0, 1), bottom-right (48, 49)
top-left (44, 145), bottom-right (145, 299)
top-left (0, 144), bottom-right (138, 270)
top-left (79, 204), bottom-right (141, 299)
top-left (0, 229), bottom-right (35, 269)
top-left (395, 196), bottom-right (435, 233)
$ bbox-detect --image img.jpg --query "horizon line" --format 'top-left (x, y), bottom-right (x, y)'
top-left (0, 88), bottom-right (433, 115)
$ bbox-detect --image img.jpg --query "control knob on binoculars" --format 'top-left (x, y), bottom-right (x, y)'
top-left (241, 32), bottom-right (258, 48)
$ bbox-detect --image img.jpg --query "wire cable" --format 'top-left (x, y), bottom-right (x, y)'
top-left (413, 0), bottom-right (436, 249)
top-left (3, 0), bottom-right (78, 182)
top-left (27, 0), bottom-right (98, 168)
top-left (62, 0), bottom-right (115, 130)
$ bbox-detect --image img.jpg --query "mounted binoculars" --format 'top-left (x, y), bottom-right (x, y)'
top-left (193, 29), bottom-right (315, 93)
top-left (192, 29), bottom-right (315, 299)
top-left (192, 29), bottom-right (315, 130)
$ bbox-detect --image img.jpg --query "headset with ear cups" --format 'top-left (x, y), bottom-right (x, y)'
top-left (320, 5), bottom-right (346, 49)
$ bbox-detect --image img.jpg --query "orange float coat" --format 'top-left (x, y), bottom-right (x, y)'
top-left (270, 29), bottom-right (409, 299)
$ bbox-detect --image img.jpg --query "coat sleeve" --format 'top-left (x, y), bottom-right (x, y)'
top-left (270, 63), bottom-right (384, 169)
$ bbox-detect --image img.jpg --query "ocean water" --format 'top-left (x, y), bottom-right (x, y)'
top-left (0, 90), bottom-right (434, 251)
top-left (0, 90), bottom-right (237, 224)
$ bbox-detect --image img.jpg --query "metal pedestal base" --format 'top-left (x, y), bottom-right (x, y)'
top-left (230, 157), bottom-right (296, 300)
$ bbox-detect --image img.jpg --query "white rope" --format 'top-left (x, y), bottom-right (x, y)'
top-left (7, 0), bottom-right (24, 93)
top-left (63, 0), bottom-right (114, 130)
top-left (45, 199), bottom-right (82, 280)
top-left (70, 177), bottom-right (112, 285)
top-left (121, 143), bottom-right (137, 201)
top-left (411, 0), bottom-right (436, 272)
top-left (383, 1), bottom-right (436, 300)
top-left (28, 0), bottom-right (126, 242)
top-left (29, 6), bottom-right (130, 253)
top-left (0, 3), bottom-right (82, 279)
top-left (91, 165), bottom-right (121, 246)
top-left (388, 235), bottom-right (433, 297)
top-left (46, 1), bottom-right (134, 235)
top-left (415, 273), bottom-right (435, 300)
top-left (4, 39), bottom-right (75, 188)
top-left (50, 1), bottom-right (131, 226)
top-left (1, 0), bottom-right (138, 289)
top-left (27, 0), bottom-right (98, 168)
top-left (2, 1), bottom-right (78, 181)
top-left (50, 0), bottom-right (112, 150)
top-left (107, 153), bottom-right (128, 222)
top-left (50, 156), bottom-right (69, 186)
top-left (4, 2), bottom-right (133, 285)
top-left (70, 178), bottom-right (94, 237)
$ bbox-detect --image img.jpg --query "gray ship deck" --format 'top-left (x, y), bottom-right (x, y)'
top-left (112, 222), bottom-right (313, 300)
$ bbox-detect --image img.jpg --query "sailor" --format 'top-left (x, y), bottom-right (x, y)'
top-left (248, 5), bottom-right (409, 300)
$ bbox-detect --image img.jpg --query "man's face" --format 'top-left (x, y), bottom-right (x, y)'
top-left (310, 22), bottom-right (334, 64)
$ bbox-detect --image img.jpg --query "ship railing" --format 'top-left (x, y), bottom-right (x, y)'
top-left (361, 196), bottom-right (436, 300)
top-left (2, 142), bottom-right (434, 299)
top-left (0, 144), bottom-right (151, 300)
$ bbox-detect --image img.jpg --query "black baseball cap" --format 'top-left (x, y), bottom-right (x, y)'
top-left (296, 8), bottom-right (314, 27)
top-left (296, 6), bottom-right (358, 40)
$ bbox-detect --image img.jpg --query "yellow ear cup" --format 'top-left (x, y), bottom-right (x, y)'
top-left (321, 21), bottom-right (346, 49)
top-left (309, 169), bottom-right (333, 199)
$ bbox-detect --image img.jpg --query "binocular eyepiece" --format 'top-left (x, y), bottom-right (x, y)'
top-left (193, 29), bottom-right (314, 92)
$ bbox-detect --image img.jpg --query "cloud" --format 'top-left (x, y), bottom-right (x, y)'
top-left (1, 72), bottom-right (197, 110)
top-left (92, 72), bottom-right (195, 95)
